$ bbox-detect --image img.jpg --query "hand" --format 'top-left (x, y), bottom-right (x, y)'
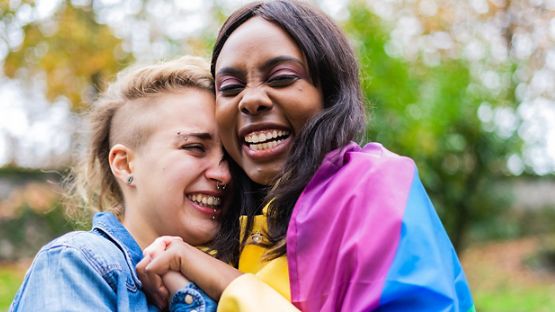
top-left (142, 237), bottom-right (191, 277)
top-left (136, 254), bottom-right (169, 310)
top-left (137, 236), bottom-right (184, 310)
top-left (140, 235), bottom-right (242, 301)
top-left (143, 236), bottom-right (184, 260)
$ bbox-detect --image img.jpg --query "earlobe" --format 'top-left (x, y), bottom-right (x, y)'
top-left (109, 144), bottom-right (135, 186)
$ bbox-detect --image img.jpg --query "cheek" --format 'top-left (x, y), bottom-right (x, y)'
top-left (216, 104), bottom-right (240, 151)
top-left (289, 95), bottom-right (323, 133)
top-left (165, 161), bottom-right (196, 186)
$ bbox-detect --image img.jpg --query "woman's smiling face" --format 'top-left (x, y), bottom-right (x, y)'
top-left (214, 17), bottom-right (323, 185)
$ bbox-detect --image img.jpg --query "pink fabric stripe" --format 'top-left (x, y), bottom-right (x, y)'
top-left (287, 143), bottom-right (415, 311)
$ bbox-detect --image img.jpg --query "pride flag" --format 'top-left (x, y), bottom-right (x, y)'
top-left (287, 143), bottom-right (475, 311)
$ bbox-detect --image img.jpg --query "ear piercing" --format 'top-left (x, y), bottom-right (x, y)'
top-left (127, 176), bottom-right (134, 185)
top-left (216, 181), bottom-right (227, 191)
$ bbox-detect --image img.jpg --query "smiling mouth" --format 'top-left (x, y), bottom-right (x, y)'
top-left (187, 194), bottom-right (221, 208)
top-left (244, 129), bottom-right (291, 151)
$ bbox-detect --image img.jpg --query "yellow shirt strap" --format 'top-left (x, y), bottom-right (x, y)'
top-left (218, 274), bottom-right (299, 312)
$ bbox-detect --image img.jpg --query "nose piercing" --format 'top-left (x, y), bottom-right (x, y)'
top-left (216, 181), bottom-right (227, 191)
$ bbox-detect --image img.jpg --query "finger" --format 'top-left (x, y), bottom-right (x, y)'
top-left (138, 259), bottom-right (169, 308)
top-left (143, 236), bottom-right (183, 258)
top-left (154, 290), bottom-right (168, 310)
top-left (151, 278), bottom-right (169, 309)
top-left (158, 285), bottom-right (169, 305)
top-left (143, 237), bottom-right (169, 258)
top-left (145, 249), bottom-right (182, 276)
top-left (136, 255), bottom-right (151, 275)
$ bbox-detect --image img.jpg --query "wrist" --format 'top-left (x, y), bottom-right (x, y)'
top-left (177, 242), bottom-right (196, 278)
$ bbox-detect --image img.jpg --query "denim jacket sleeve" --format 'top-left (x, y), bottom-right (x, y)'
top-left (10, 244), bottom-right (116, 311)
top-left (169, 283), bottom-right (217, 312)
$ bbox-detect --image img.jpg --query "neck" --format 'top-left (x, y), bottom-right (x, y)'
top-left (121, 210), bottom-right (156, 250)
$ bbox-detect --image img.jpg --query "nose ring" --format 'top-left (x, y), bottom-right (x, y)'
top-left (216, 181), bottom-right (227, 191)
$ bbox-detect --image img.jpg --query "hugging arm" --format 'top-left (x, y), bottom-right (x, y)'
top-left (137, 237), bottom-right (242, 301)
top-left (138, 237), bottom-right (300, 311)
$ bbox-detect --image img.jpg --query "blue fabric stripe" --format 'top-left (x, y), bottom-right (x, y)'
top-left (378, 168), bottom-right (474, 311)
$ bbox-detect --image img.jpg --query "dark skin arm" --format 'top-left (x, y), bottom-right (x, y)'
top-left (136, 236), bottom-right (242, 306)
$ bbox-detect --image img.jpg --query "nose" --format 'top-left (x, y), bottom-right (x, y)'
top-left (238, 86), bottom-right (272, 115)
top-left (206, 159), bottom-right (231, 190)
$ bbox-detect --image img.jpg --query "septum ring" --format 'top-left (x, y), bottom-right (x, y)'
top-left (216, 181), bottom-right (227, 191)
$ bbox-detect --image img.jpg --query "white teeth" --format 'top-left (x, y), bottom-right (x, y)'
top-left (245, 130), bottom-right (290, 144)
top-left (187, 194), bottom-right (221, 208)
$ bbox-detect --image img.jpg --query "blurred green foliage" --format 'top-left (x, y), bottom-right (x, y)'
top-left (0, 0), bottom-right (545, 253)
top-left (345, 6), bottom-right (521, 249)
top-left (0, 202), bottom-right (80, 261)
top-left (0, 1), bottom-right (553, 310)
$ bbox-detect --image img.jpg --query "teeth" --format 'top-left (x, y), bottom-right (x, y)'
top-left (187, 194), bottom-right (221, 208)
top-left (245, 130), bottom-right (289, 144)
top-left (249, 139), bottom-right (284, 151)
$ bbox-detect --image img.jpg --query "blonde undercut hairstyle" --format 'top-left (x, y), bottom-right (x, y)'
top-left (65, 56), bottom-right (214, 220)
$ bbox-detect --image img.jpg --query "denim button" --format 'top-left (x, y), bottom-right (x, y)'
top-left (184, 294), bottom-right (193, 304)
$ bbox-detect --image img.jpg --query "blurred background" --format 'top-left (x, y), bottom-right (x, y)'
top-left (0, 0), bottom-right (554, 310)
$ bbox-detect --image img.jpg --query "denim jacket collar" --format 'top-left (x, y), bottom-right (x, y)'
top-left (92, 212), bottom-right (143, 286)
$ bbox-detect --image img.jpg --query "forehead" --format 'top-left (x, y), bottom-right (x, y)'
top-left (142, 88), bottom-right (217, 136)
top-left (215, 17), bottom-right (304, 71)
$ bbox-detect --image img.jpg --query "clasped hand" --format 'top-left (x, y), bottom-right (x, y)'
top-left (136, 236), bottom-right (191, 310)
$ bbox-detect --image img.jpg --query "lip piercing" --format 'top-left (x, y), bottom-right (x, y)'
top-left (212, 208), bottom-right (217, 220)
top-left (216, 181), bottom-right (227, 191)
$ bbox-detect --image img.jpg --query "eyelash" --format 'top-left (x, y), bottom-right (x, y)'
top-left (218, 74), bottom-right (299, 97)
top-left (268, 74), bottom-right (298, 87)
top-left (181, 144), bottom-right (206, 154)
top-left (219, 83), bottom-right (244, 96)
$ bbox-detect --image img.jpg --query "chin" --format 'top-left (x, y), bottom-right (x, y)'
top-left (248, 167), bottom-right (281, 186)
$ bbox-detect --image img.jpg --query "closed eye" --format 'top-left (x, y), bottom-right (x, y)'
top-left (181, 144), bottom-right (206, 154)
top-left (267, 74), bottom-right (298, 88)
top-left (219, 83), bottom-right (244, 96)
top-left (217, 76), bottom-right (245, 97)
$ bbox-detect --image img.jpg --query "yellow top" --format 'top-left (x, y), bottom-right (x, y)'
top-left (217, 207), bottom-right (299, 312)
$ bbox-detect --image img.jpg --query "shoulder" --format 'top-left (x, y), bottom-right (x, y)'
top-left (36, 230), bottom-right (128, 275)
top-left (11, 232), bottom-right (127, 311)
top-left (313, 142), bottom-right (417, 191)
top-left (344, 143), bottom-right (415, 172)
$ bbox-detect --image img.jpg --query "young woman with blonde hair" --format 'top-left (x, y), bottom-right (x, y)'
top-left (11, 56), bottom-right (234, 312)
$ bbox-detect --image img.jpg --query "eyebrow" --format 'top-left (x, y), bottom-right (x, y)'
top-left (216, 55), bottom-right (305, 78)
top-left (260, 55), bottom-right (305, 72)
top-left (175, 131), bottom-right (213, 141)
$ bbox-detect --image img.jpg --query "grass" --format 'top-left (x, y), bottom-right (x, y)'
top-left (462, 235), bottom-right (555, 312)
top-left (0, 263), bottom-right (27, 311)
top-left (474, 285), bottom-right (555, 312)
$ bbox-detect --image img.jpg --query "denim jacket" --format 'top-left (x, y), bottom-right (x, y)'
top-left (10, 212), bottom-right (217, 312)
